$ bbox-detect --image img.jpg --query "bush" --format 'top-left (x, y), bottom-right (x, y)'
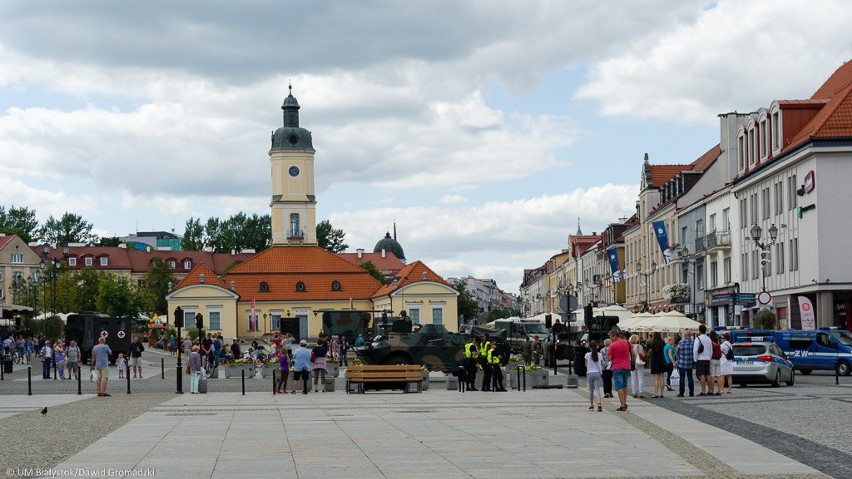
top-left (753, 309), bottom-right (777, 330)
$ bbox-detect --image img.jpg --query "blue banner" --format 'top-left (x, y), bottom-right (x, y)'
top-left (608, 250), bottom-right (621, 283)
top-left (652, 220), bottom-right (673, 264)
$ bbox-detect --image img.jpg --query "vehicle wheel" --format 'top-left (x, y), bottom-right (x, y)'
top-left (798, 369), bottom-right (812, 375)
top-left (837, 360), bottom-right (851, 376)
top-left (383, 354), bottom-right (411, 366)
top-left (771, 370), bottom-right (781, 387)
top-left (785, 369), bottom-right (795, 386)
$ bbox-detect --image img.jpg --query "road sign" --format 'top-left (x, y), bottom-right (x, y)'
top-left (757, 291), bottom-right (772, 305)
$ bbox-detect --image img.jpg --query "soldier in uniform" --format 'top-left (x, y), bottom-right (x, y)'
top-left (489, 342), bottom-right (507, 392)
top-left (480, 334), bottom-right (492, 391)
top-left (464, 336), bottom-right (479, 391)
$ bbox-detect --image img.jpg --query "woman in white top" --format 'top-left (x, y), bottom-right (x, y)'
top-left (584, 342), bottom-right (604, 412)
top-left (718, 332), bottom-right (734, 394)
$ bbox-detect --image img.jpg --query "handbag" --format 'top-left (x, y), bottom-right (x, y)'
top-left (634, 345), bottom-right (646, 366)
top-left (90, 369), bottom-right (96, 382)
top-left (185, 364), bottom-right (191, 374)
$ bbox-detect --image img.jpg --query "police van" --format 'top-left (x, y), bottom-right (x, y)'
top-left (726, 327), bottom-right (852, 376)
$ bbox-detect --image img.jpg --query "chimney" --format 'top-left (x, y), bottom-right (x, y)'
top-left (356, 248), bottom-right (364, 259)
top-left (381, 248), bottom-right (386, 258)
top-left (230, 280), bottom-right (236, 291)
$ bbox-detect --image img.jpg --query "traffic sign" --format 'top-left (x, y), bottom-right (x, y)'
top-left (757, 291), bottom-right (772, 305)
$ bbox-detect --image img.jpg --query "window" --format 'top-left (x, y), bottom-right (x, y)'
top-left (710, 261), bottom-right (718, 288)
top-left (183, 260), bottom-right (192, 270)
top-left (183, 309), bottom-right (196, 328)
top-left (84, 257), bottom-right (93, 266)
top-left (431, 307), bottom-right (443, 325)
top-left (409, 308), bottom-right (420, 324)
top-left (790, 238), bottom-right (799, 271)
top-left (788, 175), bottom-right (797, 210)
top-left (295, 281), bottom-right (305, 292)
top-left (776, 242), bottom-right (785, 274)
top-left (739, 199), bottom-right (747, 228)
top-left (723, 257), bottom-right (731, 284)
top-left (762, 188), bottom-right (770, 219)
top-left (11, 253), bottom-right (23, 264)
top-left (750, 193), bottom-right (758, 225)
top-left (722, 208), bottom-right (730, 232)
top-left (771, 110), bottom-right (781, 151)
top-left (759, 117), bottom-right (769, 161)
top-left (209, 310), bottom-right (221, 330)
top-left (100, 257), bottom-right (108, 266)
top-left (168, 260), bottom-right (176, 269)
top-left (696, 263), bottom-right (704, 290)
top-left (270, 311), bottom-right (282, 332)
top-left (289, 213), bottom-right (300, 237)
top-left (260, 281), bottom-right (269, 292)
top-left (68, 257), bottom-right (77, 267)
top-left (737, 131), bottom-right (746, 171)
top-left (774, 182), bottom-right (783, 215)
top-left (331, 280), bottom-right (341, 291)
top-left (708, 214), bottom-right (716, 233)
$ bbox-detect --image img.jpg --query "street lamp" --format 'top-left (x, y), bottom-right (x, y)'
top-left (635, 260), bottom-right (657, 312)
top-left (677, 247), bottom-right (698, 319)
top-left (174, 305), bottom-right (184, 394)
top-left (750, 223), bottom-right (778, 292)
top-left (41, 243), bottom-right (69, 320)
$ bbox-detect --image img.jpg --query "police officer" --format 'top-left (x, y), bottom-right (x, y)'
top-left (480, 335), bottom-right (492, 391)
top-left (489, 342), bottom-right (507, 392)
top-left (464, 337), bottom-right (479, 391)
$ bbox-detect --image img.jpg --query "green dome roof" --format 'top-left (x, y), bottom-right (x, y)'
top-left (374, 232), bottom-right (405, 261)
top-left (271, 85), bottom-right (314, 151)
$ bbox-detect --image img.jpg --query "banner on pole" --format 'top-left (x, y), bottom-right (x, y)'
top-left (608, 251), bottom-right (621, 283)
top-left (798, 296), bottom-right (815, 330)
top-left (652, 221), bottom-right (673, 264)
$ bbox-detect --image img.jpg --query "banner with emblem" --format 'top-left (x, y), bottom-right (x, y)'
top-left (608, 250), bottom-right (621, 283)
top-left (652, 220), bottom-right (673, 264)
top-left (798, 296), bottom-right (815, 330)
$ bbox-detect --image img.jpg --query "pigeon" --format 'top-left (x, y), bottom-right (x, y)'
top-left (41, 407), bottom-right (47, 416)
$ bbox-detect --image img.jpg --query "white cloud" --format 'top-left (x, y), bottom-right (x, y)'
top-left (439, 195), bottom-right (467, 205)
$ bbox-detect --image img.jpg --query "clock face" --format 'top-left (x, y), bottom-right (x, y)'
top-left (289, 165), bottom-right (300, 177)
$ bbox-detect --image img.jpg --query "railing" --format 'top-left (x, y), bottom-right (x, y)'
top-left (287, 229), bottom-right (305, 239)
top-left (703, 230), bottom-right (731, 250)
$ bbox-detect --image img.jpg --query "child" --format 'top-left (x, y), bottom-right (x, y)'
top-left (117, 353), bottom-right (126, 379)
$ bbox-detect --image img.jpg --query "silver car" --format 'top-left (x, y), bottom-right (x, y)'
top-left (732, 342), bottom-right (795, 387)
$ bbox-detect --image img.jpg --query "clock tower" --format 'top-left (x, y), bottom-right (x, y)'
top-left (269, 85), bottom-right (317, 246)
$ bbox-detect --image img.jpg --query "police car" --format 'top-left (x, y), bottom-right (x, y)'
top-left (731, 339), bottom-right (795, 387)
top-left (726, 327), bottom-right (852, 376)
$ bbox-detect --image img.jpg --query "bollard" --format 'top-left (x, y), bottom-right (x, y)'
top-left (272, 369), bottom-right (277, 395)
top-left (161, 358), bottom-right (165, 379)
top-left (77, 369), bottom-right (82, 395)
top-left (28, 366), bottom-right (32, 396)
top-left (53, 359), bottom-right (57, 380)
top-left (836, 365), bottom-right (840, 385)
top-left (516, 365), bottom-right (527, 392)
top-left (458, 366), bottom-right (465, 393)
top-left (241, 369), bottom-right (245, 396)
top-left (126, 362), bottom-right (131, 394)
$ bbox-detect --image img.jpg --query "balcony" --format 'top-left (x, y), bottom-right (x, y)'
top-left (702, 230), bottom-right (731, 252)
top-left (287, 229), bottom-right (305, 240)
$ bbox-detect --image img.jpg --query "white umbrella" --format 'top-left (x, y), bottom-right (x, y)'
top-left (639, 311), bottom-right (702, 332)
top-left (617, 312), bottom-right (652, 330)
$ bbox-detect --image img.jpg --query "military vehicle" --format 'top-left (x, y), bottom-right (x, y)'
top-left (543, 308), bottom-right (620, 375)
top-left (355, 323), bottom-right (510, 373)
top-left (65, 312), bottom-right (133, 365)
top-left (485, 318), bottom-right (549, 352)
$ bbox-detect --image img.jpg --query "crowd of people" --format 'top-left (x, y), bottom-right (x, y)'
top-left (586, 324), bottom-right (735, 411)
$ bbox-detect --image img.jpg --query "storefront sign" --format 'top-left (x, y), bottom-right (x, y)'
top-left (803, 171), bottom-right (815, 194)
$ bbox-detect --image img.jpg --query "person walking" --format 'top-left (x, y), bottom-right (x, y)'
top-left (649, 332), bottom-right (666, 398)
top-left (629, 334), bottom-right (646, 399)
top-left (312, 338), bottom-right (328, 392)
top-left (675, 330), bottom-right (696, 397)
top-left (339, 335), bottom-right (348, 366)
top-left (600, 338), bottom-right (613, 398)
top-left (91, 337), bottom-right (112, 397)
top-left (607, 330), bottom-right (634, 411)
top-left (585, 342), bottom-right (604, 412)
top-left (40, 340), bottom-right (53, 379)
top-left (116, 353), bottom-right (126, 379)
top-left (292, 340), bottom-right (311, 394)
top-left (719, 332), bottom-right (734, 394)
top-left (54, 343), bottom-right (67, 380)
top-left (188, 345), bottom-right (202, 394)
top-left (276, 348), bottom-right (290, 394)
top-left (66, 340), bottom-right (81, 381)
top-left (663, 336), bottom-right (676, 392)
top-left (693, 325), bottom-right (713, 396)
top-left (130, 336), bottom-right (145, 378)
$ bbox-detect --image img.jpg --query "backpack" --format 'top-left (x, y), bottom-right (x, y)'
top-left (697, 338), bottom-right (704, 355)
top-left (711, 342), bottom-right (722, 360)
top-left (724, 342), bottom-right (734, 360)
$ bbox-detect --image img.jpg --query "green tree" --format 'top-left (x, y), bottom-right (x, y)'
top-left (204, 217), bottom-right (224, 252)
top-left (317, 220), bottom-right (348, 253)
top-left (95, 236), bottom-right (121, 247)
top-left (359, 260), bottom-right (388, 284)
top-left (485, 309), bottom-right (513, 322)
top-left (143, 257), bottom-right (176, 316)
top-left (71, 267), bottom-right (102, 312)
top-left (39, 212), bottom-right (96, 245)
top-left (97, 274), bottom-right (147, 318)
top-left (0, 206), bottom-right (40, 243)
top-left (181, 217), bottom-right (204, 251)
top-left (454, 280), bottom-right (480, 324)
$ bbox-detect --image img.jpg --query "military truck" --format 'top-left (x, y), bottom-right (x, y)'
top-left (355, 323), bottom-right (510, 373)
top-left (65, 312), bottom-right (132, 365)
top-left (485, 319), bottom-right (549, 352)
top-left (543, 309), bottom-right (620, 376)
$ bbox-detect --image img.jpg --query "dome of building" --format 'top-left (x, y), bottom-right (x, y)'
top-left (271, 85), bottom-right (314, 151)
top-left (374, 232), bottom-right (405, 261)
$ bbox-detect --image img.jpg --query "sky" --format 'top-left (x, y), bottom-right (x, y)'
top-left (1, 1), bottom-right (851, 295)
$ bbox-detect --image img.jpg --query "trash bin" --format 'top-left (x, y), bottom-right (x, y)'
top-left (2, 357), bottom-right (13, 374)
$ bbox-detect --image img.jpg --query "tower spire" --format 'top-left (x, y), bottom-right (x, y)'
top-left (576, 217), bottom-right (582, 236)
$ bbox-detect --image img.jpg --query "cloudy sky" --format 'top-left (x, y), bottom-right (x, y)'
top-left (1, 1), bottom-right (850, 294)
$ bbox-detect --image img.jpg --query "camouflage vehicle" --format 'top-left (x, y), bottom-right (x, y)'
top-left (355, 323), bottom-right (510, 373)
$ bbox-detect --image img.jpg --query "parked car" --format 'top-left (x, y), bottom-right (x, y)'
top-left (732, 341), bottom-right (795, 387)
top-left (729, 327), bottom-right (852, 376)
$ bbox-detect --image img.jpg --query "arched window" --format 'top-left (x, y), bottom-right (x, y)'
top-left (331, 280), bottom-right (342, 291)
top-left (289, 213), bottom-right (300, 237)
top-left (260, 281), bottom-right (269, 292)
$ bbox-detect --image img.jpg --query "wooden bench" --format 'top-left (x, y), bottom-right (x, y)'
top-left (345, 364), bottom-right (424, 393)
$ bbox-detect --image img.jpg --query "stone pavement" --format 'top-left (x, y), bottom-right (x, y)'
top-left (2, 386), bottom-right (828, 479)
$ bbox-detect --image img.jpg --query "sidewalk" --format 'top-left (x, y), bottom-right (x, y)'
top-left (13, 387), bottom-right (824, 479)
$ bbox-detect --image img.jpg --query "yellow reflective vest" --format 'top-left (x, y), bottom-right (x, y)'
top-left (464, 343), bottom-right (475, 358)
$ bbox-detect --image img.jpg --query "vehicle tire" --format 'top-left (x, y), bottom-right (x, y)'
top-left (771, 370), bottom-right (781, 387)
top-left (837, 360), bottom-right (851, 376)
top-left (383, 354), bottom-right (412, 366)
top-left (798, 368), bottom-right (812, 375)
top-left (785, 369), bottom-right (795, 386)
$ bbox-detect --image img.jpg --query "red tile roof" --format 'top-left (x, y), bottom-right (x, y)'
top-left (648, 165), bottom-right (690, 187)
top-left (811, 61), bottom-right (852, 100)
top-left (0, 235), bottom-right (15, 249)
top-left (785, 82), bottom-right (852, 152)
top-left (173, 263), bottom-right (228, 290)
top-left (372, 261), bottom-right (453, 298)
top-left (690, 144), bottom-right (721, 171)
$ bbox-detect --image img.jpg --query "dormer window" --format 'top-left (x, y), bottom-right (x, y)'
top-left (296, 281), bottom-right (306, 292)
top-left (260, 281), bottom-right (269, 292)
top-left (758, 111), bottom-right (769, 163)
top-left (168, 260), bottom-right (176, 269)
top-left (183, 260), bottom-right (192, 270)
top-left (770, 103), bottom-right (782, 154)
top-left (100, 257), bottom-right (108, 266)
top-left (68, 257), bottom-right (77, 267)
top-left (84, 256), bottom-right (93, 266)
top-left (331, 280), bottom-right (342, 291)
top-left (737, 128), bottom-right (747, 173)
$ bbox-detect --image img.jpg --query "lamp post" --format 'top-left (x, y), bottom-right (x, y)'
top-left (750, 223), bottom-right (778, 293)
top-left (635, 260), bottom-right (657, 312)
top-left (41, 243), bottom-right (69, 320)
top-left (677, 247), bottom-right (698, 319)
top-left (174, 305), bottom-right (184, 394)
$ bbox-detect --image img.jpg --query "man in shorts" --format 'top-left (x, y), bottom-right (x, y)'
top-left (91, 337), bottom-right (113, 397)
top-left (130, 336), bottom-right (145, 378)
top-left (66, 340), bottom-right (81, 381)
top-left (607, 330), bottom-right (634, 411)
top-left (693, 324), bottom-right (713, 396)
top-left (292, 340), bottom-right (312, 394)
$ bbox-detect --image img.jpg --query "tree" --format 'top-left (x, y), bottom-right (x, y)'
top-left (39, 212), bottom-right (96, 245)
top-left (485, 309), bottom-right (513, 323)
top-left (143, 257), bottom-right (176, 316)
top-left (204, 217), bottom-right (224, 252)
top-left (0, 206), bottom-right (40, 243)
top-left (359, 261), bottom-right (388, 284)
top-left (71, 267), bottom-right (102, 312)
top-left (454, 280), bottom-right (480, 324)
top-left (95, 236), bottom-right (121, 247)
top-left (97, 274), bottom-right (147, 318)
top-left (317, 220), bottom-right (348, 253)
top-left (181, 217), bottom-right (204, 251)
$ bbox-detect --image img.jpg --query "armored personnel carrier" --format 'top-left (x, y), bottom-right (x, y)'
top-left (355, 323), bottom-right (509, 373)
